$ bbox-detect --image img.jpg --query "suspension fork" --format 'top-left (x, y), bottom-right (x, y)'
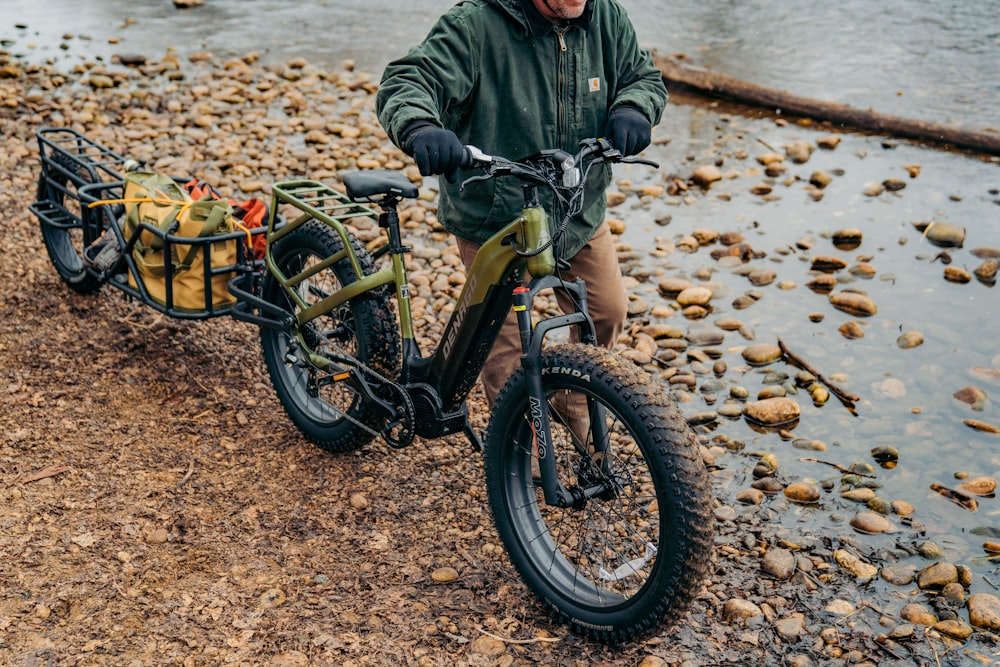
top-left (513, 286), bottom-right (575, 508)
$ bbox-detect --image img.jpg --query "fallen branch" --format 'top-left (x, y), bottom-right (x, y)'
top-left (777, 338), bottom-right (860, 412)
top-left (654, 56), bottom-right (1000, 156)
top-left (9, 464), bottom-right (70, 486)
top-left (800, 458), bottom-right (876, 479)
top-left (476, 627), bottom-right (561, 645)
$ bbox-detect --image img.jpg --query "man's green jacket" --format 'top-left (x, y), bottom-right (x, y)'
top-left (376, 0), bottom-right (668, 258)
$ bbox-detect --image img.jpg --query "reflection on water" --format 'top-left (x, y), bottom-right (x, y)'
top-left (3, 0), bottom-right (999, 129)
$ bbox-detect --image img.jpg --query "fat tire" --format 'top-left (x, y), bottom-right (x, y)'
top-left (37, 153), bottom-right (103, 294)
top-left (260, 219), bottom-right (401, 452)
top-left (484, 343), bottom-right (713, 643)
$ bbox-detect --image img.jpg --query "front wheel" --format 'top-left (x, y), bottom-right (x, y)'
top-left (484, 344), bottom-right (713, 643)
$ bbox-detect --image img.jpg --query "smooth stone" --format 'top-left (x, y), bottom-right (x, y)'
top-left (849, 511), bottom-right (895, 534)
top-left (900, 603), bottom-right (937, 626)
top-left (432, 567), bottom-right (460, 583)
top-left (811, 255), bottom-right (849, 273)
top-left (831, 228), bottom-right (862, 247)
top-left (774, 614), bottom-right (806, 641)
top-left (917, 562), bottom-right (958, 590)
top-left (723, 598), bottom-right (763, 622)
top-left (891, 500), bottom-right (915, 516)
top-left (840, 487), bottom-right (876, 503)
top-left (944, 266), bottom-right (972, 283)
top-left (933, 619), bottom-right (973, 641)
top-left (838, 321), bottom-right (866, 339)
top-left (829, 291), bottom-right (878, 317)
top-left (920, 221), bottom-right (966, 247)
top-left (784, 482), bottom-right (821, 504)
top-left (880, 566), bottom-right (915, 586)
top-left (834, 550), bottom-right (878, 580)
top-left (954, 386), bottom-right (989, 412)
top-left (975, 258), bottom-right (999, 280)
top-left (762, 548), bottom-right (796, 580)
top-left (959, 476), bottom-right (997, 496)
top-left (741, 343), bottom-right (783, 366)
top-left (896, 331), bottom-right (924, 348)
top-left (717, 403), bottom-right (744, 419)
top-left (824, 599), bottom-right (856, 615)
top-left (735, 488), bottom-right (765, 505)
top-left (744, 397), bottom-right (800, 426)
top-left (657, 277), bottom-right (694, 298)
top-left (677, 286), bottom-right (713, 307)
top-left (691, 165), bottom-right (723, 186)
top-left (968, 593), bottom-right (1000, 632)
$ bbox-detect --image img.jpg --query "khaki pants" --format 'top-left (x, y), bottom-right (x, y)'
top-left (457, 222), bottom-right (627, 406)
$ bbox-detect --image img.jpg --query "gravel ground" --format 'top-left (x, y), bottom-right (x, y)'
top-left (1, 50), bottom-right (997, 666)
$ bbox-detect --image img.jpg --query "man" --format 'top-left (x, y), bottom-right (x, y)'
top-left (376, 0), bottom-right (667, 404)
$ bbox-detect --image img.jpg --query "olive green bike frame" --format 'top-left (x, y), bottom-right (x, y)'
top-left (262, 179), bottom-right (570, 416)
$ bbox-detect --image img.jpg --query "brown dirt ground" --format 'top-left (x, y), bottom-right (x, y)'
top-left (1, 54), bottom-right (986, 667)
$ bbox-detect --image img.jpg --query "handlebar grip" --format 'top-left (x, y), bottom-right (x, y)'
top-left (460, 145), bottom-right (491, 169)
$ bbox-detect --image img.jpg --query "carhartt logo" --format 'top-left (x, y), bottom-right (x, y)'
top-left (589, 77), bottom-right (600, 92)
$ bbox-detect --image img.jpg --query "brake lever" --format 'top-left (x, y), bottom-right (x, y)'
top-left (459, 172), bottom-right (493, 191)
top-left (622, 156), bottom-right (660, 168)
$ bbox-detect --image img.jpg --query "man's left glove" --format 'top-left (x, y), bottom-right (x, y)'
top-left (603, 106), bottom-right (652, 156)
top-left (402, 121), bottom-right (465, 183)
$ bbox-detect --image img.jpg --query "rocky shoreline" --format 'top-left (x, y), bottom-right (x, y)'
top-left (2, 48), bottom-right (1000, 666)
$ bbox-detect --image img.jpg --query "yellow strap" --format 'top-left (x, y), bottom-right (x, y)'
top-left (234, 221), bottom-right (254, 249)
top-left (86, 193), bottom-right (194, 213)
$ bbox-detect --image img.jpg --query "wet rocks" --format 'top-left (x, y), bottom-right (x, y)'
top-left (741, 343), bottom-right (782, 366)
top-left (743, 397), bottom-right (800, 426)
top-left (968, 593), bottom-right (1000, 632)
top-left (784, 481), bottom-right (820, 504)
top-left (849, 511), bottom-right (895, 534)
top-left (917, 562), bottom-right (958, 590)
top-left (919, 221), bottom-right (966, 247)
top-left (958, 476), bottom-right (997, 496)
top-left (691, 165), bottom-right (723, 187)
top-left (834, 549), bottom-right (878, 580)
top-left (954, 386), bottom-right (988, 411)
top-left (828, 290), bottom-right (878, 317)
top-left (761, 547), bottom-right (796, 580)
top-left (896, 331), bottom-right (924, 349)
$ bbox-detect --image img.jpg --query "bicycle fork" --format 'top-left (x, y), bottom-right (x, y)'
top-left (512, 284), bottom-right (611, 509)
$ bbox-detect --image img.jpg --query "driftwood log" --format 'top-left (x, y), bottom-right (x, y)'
top-left (654, 55), bottom-right (1000, 156)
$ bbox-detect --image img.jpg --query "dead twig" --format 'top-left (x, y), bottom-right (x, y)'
top-left (800, 457), bottom-right (877, 479)
top-left (178, 457), bottom-right (196, 487)
top-left (477, 627), bottom-right (561, 645)
top-left (777, 338), bottom-right (860, 412)
top-left (8, 464), bottom-right (70, 486)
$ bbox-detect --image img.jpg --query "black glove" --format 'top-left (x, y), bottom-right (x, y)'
top-left (603, 106), bottom-right (652, 156)
top-left (403, 122), bottom-right (464, 182)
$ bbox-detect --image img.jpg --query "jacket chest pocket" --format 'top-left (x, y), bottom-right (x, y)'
top-left (566, 52), bottom-right (606, 134)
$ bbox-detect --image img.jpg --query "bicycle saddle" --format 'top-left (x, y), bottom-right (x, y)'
top-left (343, 170), bottom-right (419, 203)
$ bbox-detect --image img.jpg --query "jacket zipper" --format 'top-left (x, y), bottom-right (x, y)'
top-left (555, 27), bottom-right (568, 144)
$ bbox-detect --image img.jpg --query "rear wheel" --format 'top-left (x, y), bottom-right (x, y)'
top-left (37, 153), bottom-right (103, 293)
top-left (260, 219), bottom-right (401, 452)
top-left (484, 344), bottom-right (713, 643)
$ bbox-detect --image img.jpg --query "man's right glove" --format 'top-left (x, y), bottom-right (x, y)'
top-left (403, 122), bottom-right (464, 182)
top-left (603, 106), bottom-right (652, 156)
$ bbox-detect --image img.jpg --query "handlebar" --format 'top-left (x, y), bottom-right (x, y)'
top-left (457, 137), bottom-right (658, 193)
top-left (451, 138), bottom-right (659, 261)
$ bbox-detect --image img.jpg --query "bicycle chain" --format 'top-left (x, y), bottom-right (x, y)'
top-left (302, 338), bottom-right (416, 449)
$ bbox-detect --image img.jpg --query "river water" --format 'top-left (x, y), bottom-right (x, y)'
top-left (5, 0), bottom-right (1000, 623)
top-left (3, 0), bottom-right (999, 131)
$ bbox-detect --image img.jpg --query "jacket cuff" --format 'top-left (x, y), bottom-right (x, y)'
top-left (400, 120), bottom-right (440, 155)
top-left (609, 104), bottom-right (650, 123)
